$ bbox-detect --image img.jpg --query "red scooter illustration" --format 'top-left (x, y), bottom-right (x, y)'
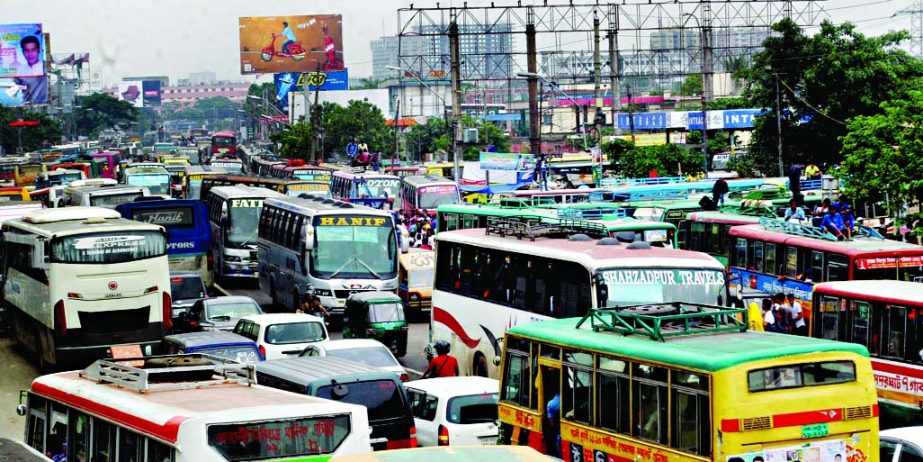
top-left (261, 33), bottom-right (305, 62)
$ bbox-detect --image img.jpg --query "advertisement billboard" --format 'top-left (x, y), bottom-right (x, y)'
top-left (274, 69), bottom-right (349, 108)
top-left (142, 80), bottom-right (162, 106)
top-left (118, 81), bottom-right (144, 108)
top-left (479, 152), bottom-right (537, 171)
top-left (0, 23), bottom-right (45, 79)
top-left (239, 15), bottom-right (344, 75)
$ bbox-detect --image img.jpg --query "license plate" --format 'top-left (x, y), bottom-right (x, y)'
top-left (478, 436), bottom-right (497, 445)
top-left (801, 423), bottom-right (828, 439)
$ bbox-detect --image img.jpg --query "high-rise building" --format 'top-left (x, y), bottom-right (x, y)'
top-left (370, 36), bottom-right (427, 80)
top-left (415, 23), bottom-right (514, 80)
top-left (187, 71), bottom-right (217, 86)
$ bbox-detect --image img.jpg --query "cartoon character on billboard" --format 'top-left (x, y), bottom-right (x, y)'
top-left (262, 21), bottom-right (306, 62)
top-left (322, 22), bottom-right (343, 71)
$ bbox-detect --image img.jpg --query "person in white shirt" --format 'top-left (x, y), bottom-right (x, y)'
top-left (762, 299), bottom-right (776, 331)
top-left (786, 293), bottom-right (806, 336)
top-left (15, 35), bottom-right (43, 77)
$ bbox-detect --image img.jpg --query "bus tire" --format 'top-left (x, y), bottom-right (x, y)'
top-left (473, 352), bottom-right (489, 377)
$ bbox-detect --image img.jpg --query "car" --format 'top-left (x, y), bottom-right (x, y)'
top-left (159, 331), bottom-right (263, 363)
top-left (404, 376), bottom-right (500, 447)
top-left (184, 295), bottom-right (262, 332)
top-left (232, 313), bottom-right (328, 360)
top-left (169, 271), bottom-right (208, 325)
top-left (881, 427), bottom-right (923, 462)
top-left (298, 338), bottom-right (408, 381)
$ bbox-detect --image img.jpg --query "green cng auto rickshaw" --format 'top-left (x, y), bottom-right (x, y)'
top-left (343, 292), bottom-right (408, 357)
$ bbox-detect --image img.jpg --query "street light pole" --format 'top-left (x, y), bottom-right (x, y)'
top-left (517, 72), bottom-right (587, 149)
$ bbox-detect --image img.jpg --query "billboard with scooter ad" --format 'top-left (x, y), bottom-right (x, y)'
top-left (239, 15), bottom-right (344, 75)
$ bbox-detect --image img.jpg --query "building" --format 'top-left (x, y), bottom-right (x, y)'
top-left (187, 71), bottom-right (217, 86)
top-left (370, 35), bottom-right (426, 80)
top-left (161, 82), bottom-right (250, 105)
top-left (415, 22), bottom-right (514, 80)
top-left (122, 76), bottom-right (170, 86)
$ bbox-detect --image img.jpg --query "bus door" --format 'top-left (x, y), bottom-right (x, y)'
top-left (537, 347), bottom-right (561, 457)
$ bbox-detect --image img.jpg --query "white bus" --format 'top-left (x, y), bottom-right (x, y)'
top-left (206, 186), bottom-right (283, 280)
top-left (258, 196), bottom-right (402, 314)
top-left (123, 166), bottom-right (172, 198)
top-left (1, 207), bottom-right (170, 368)
top-left (63, 180), bottom-right (147, 209)
top-left (22, 354), bottom-right (372, 461)
top-left (432, 219), bottom-right (728, 377)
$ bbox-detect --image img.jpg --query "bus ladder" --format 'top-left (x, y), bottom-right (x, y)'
top-left (485, 215), bottom-right (609, 241)
top-left (80, 354), bottom-right (256, 393)
top-left (576, 303), bottom-right (748, 342)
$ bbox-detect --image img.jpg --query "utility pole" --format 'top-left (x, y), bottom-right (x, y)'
top-left (626, 85), bottom-right (635, 143)
top-left (775, 73), bottom-right (784, 177)
top-left (309, 84), bottom-right (321, 162)
top-left (526, 18), bottom-right (540, 156)
top-left (450, 18), bottom-right (462, 180)
top-left (593, 9), bottom-right (602, 148)
top-left (392, 98), bottom-right (401, 165)
top-left (608, 6), bottom-right (620, 134)
top-left (700, 1), bottom-right (713, 172)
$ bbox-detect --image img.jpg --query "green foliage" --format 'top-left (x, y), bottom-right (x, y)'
top-left (460, 115), bottom-right (511, 153)
top-left (74, 92), bottom-right (138, 137)
top-left (726, 153), bottom-right (759, 177)
top-left (0, 108), bottom-right (62, 153)
top-left (601, 138), bottom-right (633, 169)
top-left (270, 122), bottom-right (314, 159)
top-left (739, 18), bottom-right (923, 174)
top-left (272, 100), bottom-right (393, 161)
top-left (679, 74), bottom-right (702, 96)
top-left (618, 144), bottom-right (705, 178)
top-left (405, 117), bottom-right (449, 159)
top-left (837, 90), bottom-right (923, 213)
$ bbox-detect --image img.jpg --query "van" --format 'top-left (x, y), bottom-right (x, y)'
top-left (255, 356), bottom-right (417, 451)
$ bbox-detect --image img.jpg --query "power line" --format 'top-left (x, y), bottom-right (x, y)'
top-left (775, 75), bottom-right (847, 126)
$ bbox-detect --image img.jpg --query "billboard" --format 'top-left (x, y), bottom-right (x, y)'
top-left (0, 23), bottom-right (45, 79)
top-left (142, 80), bottom-right (162, 106)
top-left (239, 15), bottom-right (344, 75)
top-left (118, 81), bottom-right (144, 108)
top-left (274, 70), bottom-right (349, 108)
top-left (479, 152), bottom-right (537, 171)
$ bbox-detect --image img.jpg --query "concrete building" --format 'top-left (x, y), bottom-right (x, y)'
top-left (122, 75), bottom-right (170, 86)
top-left (161, 82), bottom-right (250, 105)
top-left (370, 35), bottom-right (426, 80)
top-left (415, 23), bottom-right (514, 80)
top-left (187, 71), bottom-right (217, 85)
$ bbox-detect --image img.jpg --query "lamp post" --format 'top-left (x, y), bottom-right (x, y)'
top-left (767, 69), bottom-right (785, 177)
top-left (387, 65), bottom-right (459, 179)
top-left (684, 13), bottom-right (710, 173)
top-left (517, 72), bottom-right (587, 149)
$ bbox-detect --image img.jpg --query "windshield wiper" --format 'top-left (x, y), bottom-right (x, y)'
top-left (329, 255), bottom-right (357, 279)
top-left (235, 235), bottom-right (258, 249)
top-left (355, 258), bottom-right (381, 279)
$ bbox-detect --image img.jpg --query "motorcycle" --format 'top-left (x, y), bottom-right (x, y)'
top-left (261, 33), bottom-right (306, 62)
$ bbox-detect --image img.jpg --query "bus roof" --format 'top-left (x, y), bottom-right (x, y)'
top-left (332, 171), bottom-right (400, 180)
top-left (209, 185), bottom-right (284, 199)
top-left (402, 174), bottom-right (456, 188)
top-left (436, 228), bottom-right (721, 271)
top-left (124, 166), bottom-right (169, 175)
top-left (729, 224), bottom-right (923, 257)
top-left (263, 196), bottom-right (392, 215)
top-left (508, 316), bottom-right (868, 372)
top-left (212, 130), bottom-right (236, 138)
top-left (11, 208), bottom-right (162, 238)
top-left (184, 165), bottom-right (227, 175)
top-left (813, 280), bottom-right (923, 306)
top-left (687, 211), bottom-right (764, 225)
top-left (436, 203), bottom-right (674, 232)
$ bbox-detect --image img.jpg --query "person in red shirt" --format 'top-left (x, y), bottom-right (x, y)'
top-left (423, 341), bottom-right (459, 378)
top-left (322, 22), bottom-right (341, 71)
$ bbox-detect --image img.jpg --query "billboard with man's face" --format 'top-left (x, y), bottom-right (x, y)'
top-left (118, 81), bottom-right (144, 108)
top-left (0, 23), bottom-right (45, 79)
top-left (239, 15), bottom-right (344, 75)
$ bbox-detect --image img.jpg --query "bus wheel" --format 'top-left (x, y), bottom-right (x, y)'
top-left (473, 353), bottom-right (489, 377)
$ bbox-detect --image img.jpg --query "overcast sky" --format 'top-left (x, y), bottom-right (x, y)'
top-left (2, 0), bottom-right (914, 86)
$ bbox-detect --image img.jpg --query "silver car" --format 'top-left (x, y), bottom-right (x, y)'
top-left (184, 296), bottom-right (263, 332)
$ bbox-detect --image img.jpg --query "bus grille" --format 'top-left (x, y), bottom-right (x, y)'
top-left (742, 416), bottom-right (771, 431)
top-left (78, 307), bottom-right (150, 333)
top-left (844, 406), bottom-right (872, 420)
top-left (334, 289), bottom-right (374, 299)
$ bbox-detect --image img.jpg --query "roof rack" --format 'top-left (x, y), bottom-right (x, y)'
top-left (717, 204), bottom-right (776, 217)
top-left (576, 303), bottom-right (747, 341)
top-left (80, 354), bottom-right (256, 393)
top-left (485, 215), bottom-right (608, 241)
top-left (759, 217), bottom-right (838, 241)
top-left (599, 176), bottom-right (687, 188)
top-left (557, 206), bottom-right (629, 220)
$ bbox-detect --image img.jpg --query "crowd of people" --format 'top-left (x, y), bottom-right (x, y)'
top-left (345, 139), bottom-right (382, 171)
top-left (758, 293), bottom-right (807, 336)
top-left (397, 210), bottom-right (437, 250)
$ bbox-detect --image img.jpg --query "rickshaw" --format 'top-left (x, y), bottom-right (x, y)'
top-left (342, 292), bottom-right (408, 357)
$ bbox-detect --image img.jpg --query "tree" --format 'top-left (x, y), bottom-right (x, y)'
top-left (355, 77), bottom-right (386, 90)
top-left (0, 107), bottom-right (62, 153)
top-left (404, 117), bottom-right (449, 160)
top-left (679, 74), bottom-right (702, 96)
top-left (602, 139), bottom-right (704, 177)
top-left (458, 115), bottom-right (511, 156)
top-left (273, 100), bottom-right (393, 161)
top-left (74, 92), bottom-right (137, 137)
top-left (738, 18), bottom-right (923, 174)
top-left (271, 122), bottom-right (314, 159)
top-left (836, 90), bottom-right (923, 213)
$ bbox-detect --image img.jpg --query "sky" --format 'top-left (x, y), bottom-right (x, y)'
top-left (1, 0), bottom-right (915, 87)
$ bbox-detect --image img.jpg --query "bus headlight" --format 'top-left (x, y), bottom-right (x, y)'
top-left (224, 255), bottom-right (243, 262)
top-left (314, 289), bottom-right (333, 297)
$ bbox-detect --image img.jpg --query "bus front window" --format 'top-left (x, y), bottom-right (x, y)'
top-left (227, 203), bottom-right (262, 247)
top-left (418, 186), bottom-right (459, 209)
top-left (599, 268), bottom-right (726, 306)
top-left (51, 231), bottom-right (166, 264)
top-left (127, 174), bottom-right (171, 196)
top-left (364, 179), bottom-right (401, 200)
top-left (311, 218), bottom-right (397, 280)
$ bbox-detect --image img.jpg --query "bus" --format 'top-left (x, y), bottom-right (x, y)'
top-left (809, 280), bottom-right (923, 429)
top-left (210, 130), bottom-right (238, 156)
top-left (330, 171), bottom-right (402, 209)
top-left (184, 165), bottom-right (227, 200)
top-left (682, 210), bottom-right (765, 266)
top-left (0, 157), bottom-right (29, 184)
top-left (0, 186), bottom-right (32, 202)
top-left (123, 166), bottom-right (172, 198)
top-left (270, 164), bottom-right (333, 198)
top-left (22, 354), bottom-right (372, 461)
top-left (90, 151), bottom-right (122, 179)
top-left (400, 175), bottom-right (460, 215)
top-left (728, 218), bottom-right (923, 315)
top-left (423, 162), bottom-right (455, 178)
top-left (200, 175), bottom-right (327, 201)
top-left (497, 305), bottom-right (879, 462)
top-left (176, 146), bottom-right (201, 165)
top-left (384, 166), bottom-right (425, 178)
top-left (257, 196), bottom-right (401, 314)
top-left (206, 185), bottom-right (284, 281)
top-left (433, 219), bottom-right (727, 377)
top-left (252, 156), bottom-right (285, 177)
top-left (117, 199), bottom-right (213, 287)
top-left (63, 182), bottom-right (147, 209)
top-left (207, 157), bottom-right (245, 175)
top-left (14, 163), bottom-right (46, 187)
top-left (435, 202), bottom-right (677, 248)
top-left (398, 249), bottom-right (434, 319)
top-left (1, 207), bottom-right (170, 368)
top-left (492, 188), bottom-right (621, 205)
top-left (35, 169), bottom-right (85, 189)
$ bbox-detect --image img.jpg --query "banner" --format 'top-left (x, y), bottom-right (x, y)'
top-left (118, 81), bottom-right (144, 108)
top-left (610, 133), bottom-right (667, 147)
top-left (274, 69), bottom-right (349, 108)
top-left (239, 15), bottom-right (344, 75)
top-left (0, 23), bottom-right (45, 78)
top-left (142, 80), bottom-right (162, 106)
top-left (0, 77), bottom-right (47, 105)
top-left (480, 152), bottom-right (536, 171)
top-left (616, 112), bottom-right (667, 130)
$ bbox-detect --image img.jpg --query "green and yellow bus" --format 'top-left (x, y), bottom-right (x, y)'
top-left (498, 304), bottom-right (879, 462)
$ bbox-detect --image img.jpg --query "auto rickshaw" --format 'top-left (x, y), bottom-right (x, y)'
top-left (342, 292), bottom-right (408, 357)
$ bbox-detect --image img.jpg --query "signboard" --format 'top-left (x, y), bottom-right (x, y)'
top-left (0, 77), bottom-right (47, 105)
top-left (485, 113), bottom-right (522, 122)
top-left (118, 80), bottom-right (144, 108)
top-left (274, 70), bottom-right (349, 108)
top-left (616, 112), bottom-right (667, 130)
top-left (479, 152), bottom-right (536, 171)
top-left (132, 208), bottom-right (194, 227)
top-left (610, 133), bottom-right (667, 147)
top-left (856, 255), bottom-right (923, 270)
top-left (0, 23), bottom-right (45, 78)
top-left (142, 80), bottom-right (162, 106)
top-left (230, 199), bottom-right (264, 208)
top-left (239, 15), bottom-right (344, 75)
top-left (316, 216), bottom-right (389, 227)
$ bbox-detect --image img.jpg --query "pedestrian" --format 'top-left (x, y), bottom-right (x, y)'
top-left (786, 293), bottom-right (806, 336)
top-left (783, 199), bottom-right (807, 223)
top-left (546, 393), bottom-right (561, 457)
top-left (712, 178), bottom-right (729, 207)
top-left (788, 163), bottom-right (803, 202)
top-left (422, 340), bottom-right (459, 378)
top-left (761, 299), bottom-right (775, 332)
top-left (771, 293), bottom-right (791, 333)
top-left (805, 163), bottom-right (821, 180)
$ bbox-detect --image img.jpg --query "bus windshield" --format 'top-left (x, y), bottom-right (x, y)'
top-left (126, 174), bottom-right (171, 196)
top-left (408, 268), bottom-right (434, 288)
top-left (599, 268), bottom-right (726, 306)
top-left (311, 217), bottom-right (396, 280)
top-left (418, 185), bottom-right (458, 209)
top-left (207, 414), bottom-right (351, 461)
top-left (89, 192), bottom-right (143, 208)
top-left (51, 231), bottom-right (166, 264)
top-left (211, 136), bottom-right (235, 148)
top-left (362, 178), bottom-right (400, 200)
top-left (227, 200), bottom-right (263, 247)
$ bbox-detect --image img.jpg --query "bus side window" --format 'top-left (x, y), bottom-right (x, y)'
top-left (784, 246), bottom-right (798, 278)
top-left (734, 238), bottom-right (747, 269)
top-left (764, 243), bottom-right (777, 275)
top-left (827, 254), bottom-right (849, 282)
top-left (632, 363), bottom-right (668, 445)
top-left (881, 305), bottom-right (908, 360)
top-left (501, 349), bottom-right (532, 409)
top-left (26, 394), bottom-right (47, 454)
top-left (811, 251), bottom-right (825, 283)
top-left (671, 371), bottom-right (710, 456)
top-left (750, 241), bottom-right (763, 272)
top-left (70, 410), bottom-right (89, 461)
top-left (850, 301), bottom-right (871, 349)
top-left (92, 417), bottom-right (117, 462)
top-left (597, 357), bottom-right (630, 435)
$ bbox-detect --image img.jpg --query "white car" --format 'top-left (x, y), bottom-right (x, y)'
top-left (404, 376), bottom-right (500, 446)
top-left (881, 427), bottom-right (923, 462)
top-left (232, 313), bottom-right (328, 360)
top-left (298, 338), bottom-right (408, 381)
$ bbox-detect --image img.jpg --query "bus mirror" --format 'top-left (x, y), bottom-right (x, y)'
top-left (493, 355), bottom-right (501, 366)
top-left (16, 404), bottom-right (26, 417)
top-left (303, 225), bottom-right (315, 251)
top-left (597, 283), bottom-right (609, 305)
top-left (400, 234), bottom-right (410, 253)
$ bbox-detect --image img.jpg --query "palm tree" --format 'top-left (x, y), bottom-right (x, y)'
top-left (356, 78), bottom-right (386, 90)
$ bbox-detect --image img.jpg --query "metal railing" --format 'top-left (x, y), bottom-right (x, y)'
top-left (576, 303), bottom-right (748, 341)
top-left (80, 354), bottom-right (256, 393)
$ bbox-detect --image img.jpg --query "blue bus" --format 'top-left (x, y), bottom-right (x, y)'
top-left (117, 199), bottom-right (213, 287)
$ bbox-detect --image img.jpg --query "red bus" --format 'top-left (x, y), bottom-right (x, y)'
top-left (210, 130), bottom-right (237, 156)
